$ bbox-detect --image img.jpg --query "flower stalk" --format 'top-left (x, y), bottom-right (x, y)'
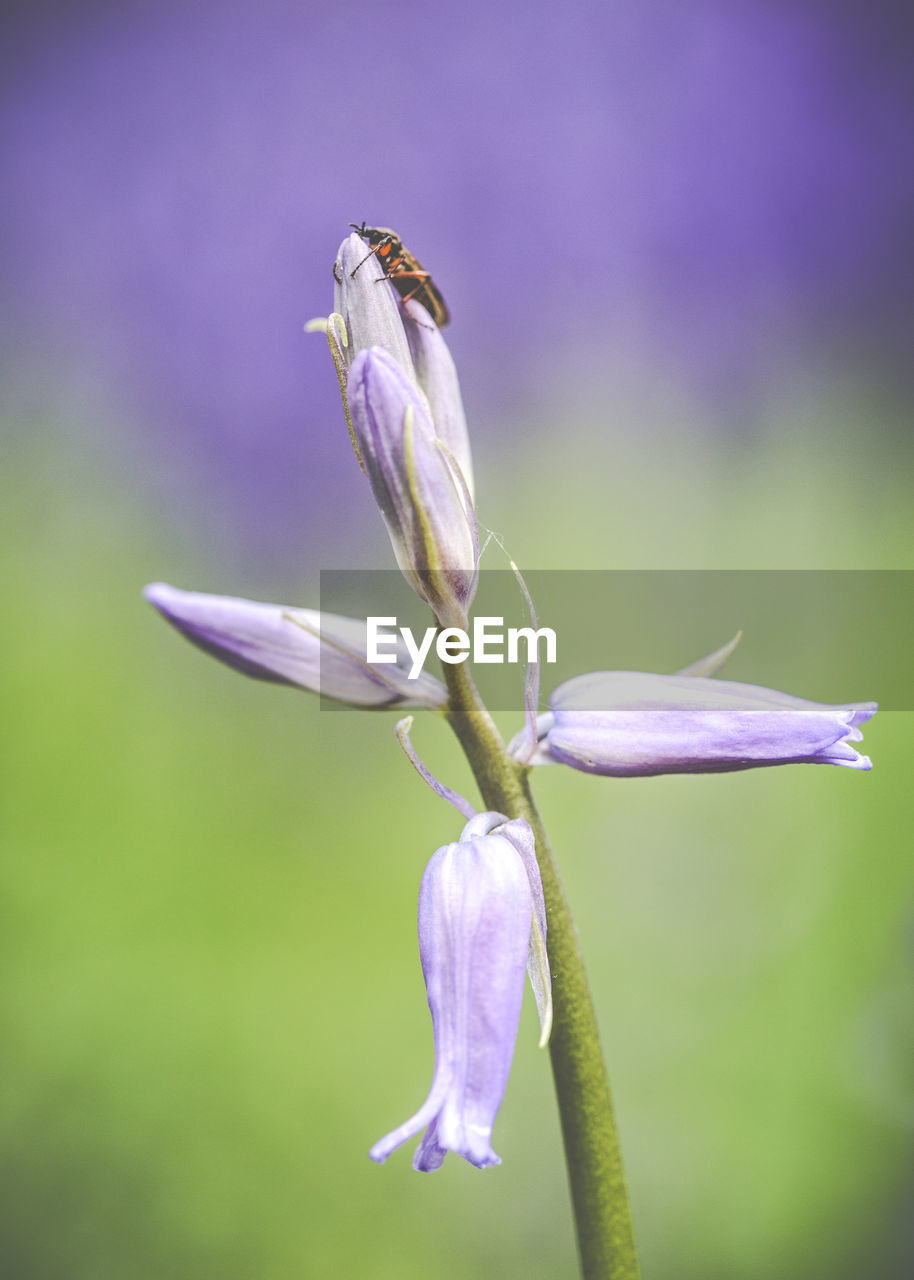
top-left (442, 658), bottom-right (641, 1280)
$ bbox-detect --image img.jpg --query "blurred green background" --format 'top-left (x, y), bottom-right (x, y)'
top-left (3, 1), bottom-right (913, 1277)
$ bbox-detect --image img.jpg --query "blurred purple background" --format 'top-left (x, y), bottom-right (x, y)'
top-left (3, 0), bottom-right (913, 563)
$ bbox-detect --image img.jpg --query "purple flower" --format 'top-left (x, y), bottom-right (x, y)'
top-left (370, 812), bottom-right (550, 1172)
top-left (323, 233), bottom-right (476, 600)
top-left (347, 347), bottom-right (478, 626)
top-left (513, 671), bottom-right (876, 776)
top-left (143, 582), bottom-right (446, 709)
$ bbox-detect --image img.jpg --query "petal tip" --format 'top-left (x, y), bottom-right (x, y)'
top-left (143, 581), bottom-right (177, 611)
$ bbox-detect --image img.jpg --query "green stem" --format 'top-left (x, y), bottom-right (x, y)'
top-left (442, 660), bottom-right (641, 1280)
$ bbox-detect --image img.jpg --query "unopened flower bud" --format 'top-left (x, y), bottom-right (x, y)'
top-left (348, 347), bottom-right (478, 626)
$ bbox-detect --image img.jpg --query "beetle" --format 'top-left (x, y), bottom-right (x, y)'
top-left (348, 221), bottom-right (450, 329)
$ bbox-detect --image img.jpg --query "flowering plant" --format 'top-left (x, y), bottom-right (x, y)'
top-left (145, 228), bottom-right (876, 1279)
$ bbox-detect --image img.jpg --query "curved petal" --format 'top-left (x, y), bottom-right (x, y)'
top-left (491, 817), bottom-right (552, 1046)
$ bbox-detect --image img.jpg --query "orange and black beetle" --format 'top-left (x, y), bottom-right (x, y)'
top-left (348, 222), bottom-right (450, 329)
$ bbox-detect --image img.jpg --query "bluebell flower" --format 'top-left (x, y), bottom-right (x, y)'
top-left (370, 812), bottom-right (550, 1172)
top-left (512, 670), bottom-right (876, 776)
top-left (318, 233), bottom-right (477, 626)
top-left (143, 582), bottom-right (446, 709)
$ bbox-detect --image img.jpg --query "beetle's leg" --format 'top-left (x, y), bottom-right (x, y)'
top-left (386, 269), bottom-right (432, 302)
top-left (371, 270), bottom-right (431, 296)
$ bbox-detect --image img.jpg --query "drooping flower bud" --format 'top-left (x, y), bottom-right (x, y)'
top-left (512, 670), bottom-right (876, 775)
top-left (143, 582), bottom-right (446, 709)
top-left (370, 812), bottom-right (549, 1172)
